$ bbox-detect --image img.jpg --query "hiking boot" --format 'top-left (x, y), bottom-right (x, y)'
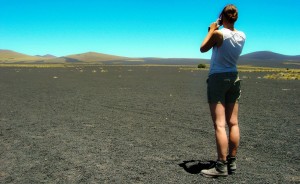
top-left (200, 160), bottom-right (228, 178)
top-left (227, 155), bottom-right (237, 174)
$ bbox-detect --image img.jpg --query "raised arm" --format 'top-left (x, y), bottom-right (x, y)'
top-left (200, 22), bottom-right (223, 53)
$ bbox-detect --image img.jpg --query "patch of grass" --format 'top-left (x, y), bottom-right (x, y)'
top-left (283, 62), bottom-right (300, 66)
top-left (0, 64), bottom-right (67, 68)
top-left (237, 66), bottom-right (297, 72)
top-left (179, 65), bottom-right (300, 80)
top-left (264, 72), bottom-right (299, 80)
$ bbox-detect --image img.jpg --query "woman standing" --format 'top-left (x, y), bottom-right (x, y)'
top-left (200, 4), bottom-right (246, 177)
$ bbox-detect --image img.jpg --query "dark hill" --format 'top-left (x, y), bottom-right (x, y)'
top-left (240, 51), bottom-right (300, 61)
top-left (239, 51), bottom-right (300, 68)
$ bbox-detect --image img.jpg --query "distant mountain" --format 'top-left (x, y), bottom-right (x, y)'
top-left (239, 51), bottom-right (300, 68)
top-left (0, 50), bottom-right (129, 64)
top-left (35, 54), bottom-right (56, 59)
top-left (240, 51), bottom-right (300, 61)
top-left (45, 52), bottom-right (128, 63)
top-left (0, 50), bottom-right (44, 63)
top-left (67, 52), bottom-right (127, 62)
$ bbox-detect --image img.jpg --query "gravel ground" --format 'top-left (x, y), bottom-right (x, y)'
top-left (0, 66), bottom-right (299, 183)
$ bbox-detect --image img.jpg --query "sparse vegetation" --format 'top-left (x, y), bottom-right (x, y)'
top-left (178, 65), bottom-right (300, 80)
top-left (237, 65), bottom-right (296, 72)
top-left (0, 64), bottom-right (67, 68)
top-left (0, 63), bottom-right (299, 80)
top-left (264, 72), bottom-right (299, 80)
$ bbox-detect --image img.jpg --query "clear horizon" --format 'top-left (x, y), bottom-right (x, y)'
top-left (0, 0), bottom-right (299, 59)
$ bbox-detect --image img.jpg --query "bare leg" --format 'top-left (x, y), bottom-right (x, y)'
top-left (225, 103), bottom-right (240, 157)
top-left (209, 103), bottom-right (228, 161)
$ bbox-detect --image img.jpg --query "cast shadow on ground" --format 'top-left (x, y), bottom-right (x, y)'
top-left (178, 160), bottom-right (215, 174)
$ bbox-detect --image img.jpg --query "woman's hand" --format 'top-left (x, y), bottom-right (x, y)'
top-left (208, 20), bottom-right (220, 32)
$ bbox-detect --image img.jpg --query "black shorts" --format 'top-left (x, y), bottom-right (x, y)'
top-left (207, 72), bottom-right (241, 104)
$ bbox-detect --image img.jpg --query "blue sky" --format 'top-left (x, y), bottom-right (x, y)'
top-left (0, 0), bottom-right (299, 59)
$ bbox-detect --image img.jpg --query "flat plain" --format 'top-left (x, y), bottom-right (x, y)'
top-left (0, 66), bottom-right (299, 183)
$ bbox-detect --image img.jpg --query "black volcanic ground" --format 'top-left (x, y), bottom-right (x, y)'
top-left (0, 66), bottom-right (299, 183)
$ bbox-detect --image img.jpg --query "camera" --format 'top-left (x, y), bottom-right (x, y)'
top-left (217, 15), bottom-right (223, 26)
top-left (217, 17), bottom-right (223, 26)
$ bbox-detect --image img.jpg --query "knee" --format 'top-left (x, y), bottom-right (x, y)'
top-left (228, 122), bottom-right (239, 132)
top-left (214, 122), bottom-right (226, 130)
top-left (227, 119), bottom-right (238, 127)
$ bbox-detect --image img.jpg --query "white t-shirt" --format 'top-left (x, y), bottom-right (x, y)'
top-left (209, 28), bottom-right (246, 76)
